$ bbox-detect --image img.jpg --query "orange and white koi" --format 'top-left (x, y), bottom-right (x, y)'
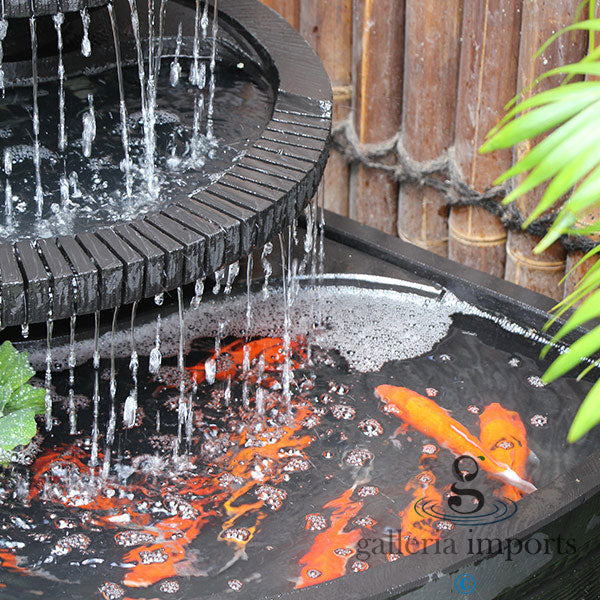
top-left (479, 403), bottom-right (531, 501)
top-left (374, 385), bottom-right (536, 495)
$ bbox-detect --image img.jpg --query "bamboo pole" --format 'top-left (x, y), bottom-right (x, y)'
top-left (505, 0), bottom-right (587, 301)
top-left (259, 0), bottom-right (300, 29)
top-left (350, 0), bottom-right (404, 235)
top-left (300, 0), bottom-right (353, 216)
top-left (448, 0), bottom-right (522, 279)
top-left (397, 0), bottom-right (462, 256)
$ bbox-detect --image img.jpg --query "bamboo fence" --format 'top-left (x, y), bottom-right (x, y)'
top-left (260, 0), bottom-right (596, 300)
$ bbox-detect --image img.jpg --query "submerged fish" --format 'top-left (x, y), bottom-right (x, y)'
top-left (398, 468), bottom-right (444, 556)
top-left (188, 336), bottom-right (306, 385)
top-left (479, 403), bottom-right (531, 501)
top-left (296, 487), bottom-right (363, 588)
top-left (374, 385), bottom-right (537, 495)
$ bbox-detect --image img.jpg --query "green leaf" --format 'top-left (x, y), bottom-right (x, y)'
top-left (0, 342), bottom-right (44, 462)
top-left (5, 385), bottom-right (45, 414)
top-left (480, 91), bottom-right (600, 153)
top-left (495, 99), bottom-right (600, 187)
top-left (561, 163), bottom-right (600, 216)
top-left (576, 360), bottom-right (598, 381)
top-left (535, 19), bottom-right (600, 59)
top-left (559, 244), bottom-right (600, 285)
top-left (567, 377), bottom-right (600, 442)
top-left (525, 145), bottom-right (600, 228)
top-left (543, 323), bottom-right (600, 383)
top-left (502, 108), bottom-right (600, 204)
top-left (540, 61), bottom-right (600, 80)
top-left (487, 82), bottom-right (600, 138)
top-left (547, 290), bottom-right (600, 347)
top-left (533, 211), bottom-right (577, 254)
top-left (0, 409), bottom-right (37, 453)
top-left (0, 341), bottom-right (35, 394)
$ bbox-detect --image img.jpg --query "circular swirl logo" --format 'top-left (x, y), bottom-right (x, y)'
top-left (414, 496), bottom-right (517, 526)
top-left (455, 574), bottom-right (476, 595)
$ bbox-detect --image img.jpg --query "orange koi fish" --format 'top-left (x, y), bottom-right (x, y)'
top-left (374, 385), bottom-right (536, 495)
top-left (188, 336), bottom-right (306, 385)
top-left (0, 550), bottom-right (29, 575)
top-left (479, 403), bottom-right (531, 502)
top-left (296, 487), bottom-right (363, 588)
top-left (398, 469), bottom-right (444, 556)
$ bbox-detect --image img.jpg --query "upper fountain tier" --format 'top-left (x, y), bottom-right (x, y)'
top-left (0, 0), bottom-right (331, 329)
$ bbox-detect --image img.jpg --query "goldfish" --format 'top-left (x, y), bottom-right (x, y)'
top-left (479, 403), bottom-right (531, 501)
top-left (374, 385), bottom-right (536, 495)
top-left (187, 336), bottom-right (306, 385)
top-left (398, 469), bottom-right (444, 555)
top-left (296, 487), bottom-right (363, 588)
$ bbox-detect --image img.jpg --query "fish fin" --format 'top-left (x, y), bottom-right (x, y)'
top-left (528, 448), bottom-right (540, 467)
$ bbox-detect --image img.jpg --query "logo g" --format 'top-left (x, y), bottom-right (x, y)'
top-left (448, 455), bottom-right (485, 514)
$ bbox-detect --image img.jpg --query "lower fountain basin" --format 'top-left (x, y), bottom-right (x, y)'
top-left (1, 213), bottom-right (599, 600)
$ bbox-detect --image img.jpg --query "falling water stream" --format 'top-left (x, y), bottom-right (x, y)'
top-left (0, 0), bottom-right (271, 242)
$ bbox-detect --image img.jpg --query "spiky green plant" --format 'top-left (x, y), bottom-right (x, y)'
top-left (480, 2), bottom-right (600, 442)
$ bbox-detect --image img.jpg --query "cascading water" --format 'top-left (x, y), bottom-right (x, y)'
top-left (0, 1), bottom-right (339, 597)
top-left (0, 0), bottom-right (273, 243)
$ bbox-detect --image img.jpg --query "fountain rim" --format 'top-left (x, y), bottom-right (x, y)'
top-left (0, 0), bottom-right (332, 328)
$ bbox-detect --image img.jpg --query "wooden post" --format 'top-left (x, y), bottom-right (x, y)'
top-left (448, 0), bottom-right (522, 279)
top-left (505, 0), bottom-right (587, 300)
top-left (259, 0), bottom-right (300, 29)
top-left (350, 0), bottom-right (404, 235)
top-left (397, 0), bottom-right (462, 256)
top-left (300, 0), bottom-right (353, 216)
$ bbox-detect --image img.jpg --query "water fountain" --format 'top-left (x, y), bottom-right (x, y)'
top-left (0, 0), bottom-right (331, 328)
top-left (0, 2), bottom-right (599, 600)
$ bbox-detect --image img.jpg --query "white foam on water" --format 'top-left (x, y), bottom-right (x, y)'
top-left (28, 278), bottom-right (554, 374)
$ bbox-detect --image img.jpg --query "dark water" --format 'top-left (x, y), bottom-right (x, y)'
top-left (0, 42), bottom-right (273, 242)
top-left (0, 305), bottom-right (597, 599)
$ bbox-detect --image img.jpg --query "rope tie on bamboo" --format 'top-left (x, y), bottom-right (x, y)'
top-left (331, 119), bottom-right (598, 253)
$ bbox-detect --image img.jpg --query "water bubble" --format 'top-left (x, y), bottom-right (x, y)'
top-left (357, 485), bottom-right (379, 498)
top-left (228, 579), bottom-right (243, 592)
top-left (149, 347), bottom-right (162, 374)
top-left (123, 394), bottom-right (137, 428)
top-left (205, 357), bottom-right (216, 385)
top-left (304, 513), bottom-right (327, 531)
top-left (350, 560), bottom-right (369, 572)
top-left (99, 582), bottom-right (125, 600)
top-left (80, 8), bottom-right (91, 57)
top-left (344, 448), bottom-right (373, 467)
top-left (358, 418), bottom-right (383, 437)
top-left (331, 404), bottom-right (356, 420)
top-left (530, 414), bottom-right (548, 427)
top-left (527, 375), bottom-right (546, 388)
